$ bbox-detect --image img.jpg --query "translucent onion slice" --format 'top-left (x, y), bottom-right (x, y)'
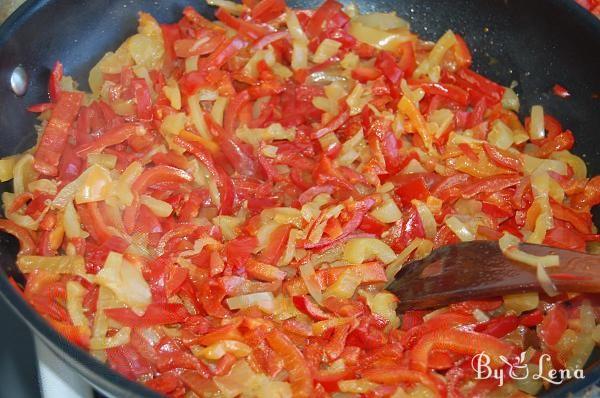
top-left (529, 105), bottom-right (545, 140)
top-left (226, 292), bottom-right (275, 312)
top-left (299, 263), bottom-right (323, 304)
top-left (444, 216), bottom-right (475, 242)
top-left (342, 238), bottom-right (396, 264)
top-left (412, 199), bottom-right (437, 239)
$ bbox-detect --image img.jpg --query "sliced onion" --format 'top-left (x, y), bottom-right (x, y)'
top-left (339, 379), bottom-right (380, 394)
top-left (342, 238), bottom-right (396, 264)
top-left (529, 105), bottom-right (545, 140)
top-left (412, 199), bottom-right (437, 239)
top-left (501, 87), bottom-right (520, 112)
top-left (90, 327), bottom-right (131, 350)
top-left (499, 233), bottom-right (558, 267)
top-left (197, 340), bottom-right (252, 360)
top-left (353, 12), bottom-right (409, 31)
top-left (370, 197), bottom-right (402, 224)
top-left (140, 195), bottom-right (173, 217)
top-left (96, 251), bottom-right (152, 315)
top-left (444, 216), bottom-right (475, 242)
top-left (385, 238), bottom-right (422, 280)
top-left (63, 200), bottom-right (88, 239)
top-left (18, 255), bottom-right (86, 275)
top-left (299, 263), bottom-right (323, 304)
top-left (66, 281), bottom-right (90, 333)
top-left (550, 150), bottom-right (587, 180)
top-left (312, 39), bottom-right (342, 64)
top-left (537, 263), bottom-right (558, 297)
top-left (0, 155), bottom-right (18, 183)
top-left (226, 292), bottom-right (275, 312)
top-left (488, 120), bottom-right (514, 150)
top-left (324, 268), bottom-right (362, 299)
top-left (414, 30), bottom-right (457, 78)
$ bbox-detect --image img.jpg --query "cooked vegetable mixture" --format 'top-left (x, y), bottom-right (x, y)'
top-left (1, 1), bottom-right (599, 397)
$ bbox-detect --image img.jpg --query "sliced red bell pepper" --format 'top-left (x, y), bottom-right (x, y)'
top-left (304, 197), bottom-right (376, 249)
top-left (198, 35), bottom-right (248, 70)
top-left (48, 61), bottom-right (64, 103)
top-left (215, 8), bottom-right (269, 40)
top-left (461, 174), bottom-right (521, 199)
top-left (293, 295), bottom-right (331, 321)
top-left (265, 328), bottom-right (313, 398)
top-left (552, 84), bottom-right (570, 98)
top-left (313, 109), bottom-right (349, 139)
top-left (410, 328), bottom-right (514, 372)
top-left (453, 34), bottom-right (472, 69)
top-left (475, 315), bottom-right (519, 338)
top-left (132, 165), bottom-right (192, 194)
top-left (539, 304), bottom-right (568, 346)
top-left (34, 91), bottom-right (84, 176)
top-left (76, 123), bottom-right (140, 157)
top-left (305, 0), bottom-right (344, 38)
top-left (483, 143), bottom-right (522, 172)
top-left (105, 303), bottom-right (189, 327)
top-left (419, 82), bottom-right (469, 106)
top-left (259, 224), bottom-right (292, 265)
top-left (133, 78), bottom-right (153, 121)
top-left (251, 0), bottom-right (286, 22)
top-left (375, 51), bottom-right (403, 84)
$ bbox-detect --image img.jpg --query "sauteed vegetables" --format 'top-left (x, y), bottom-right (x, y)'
top-left (1, 1), bottom-right (599, 397)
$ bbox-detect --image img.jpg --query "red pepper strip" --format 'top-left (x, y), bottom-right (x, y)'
top-left (78, 202), bottom-right (113, 243)
top-left (519, 309), bottom-right (544, 327)
top-left (0, 219), bottom-right (36, 255)
top-left (351, 67), bottom-right (382, 82)
top-left (132, 165), bottom-right (192, 194)
top-left (198, 35), bottom-right (247, 70)
top-left (246, 258), bottom-right (287, 281)
top-left (316, 262), bottom-right (387, 288)
top-left (293, 295), bottom-right (331, 320)
top-left (48, 61), bottom-right (64, 102)
top-left (571, 175), bottom-right (600, 210)
top-left (410, 328), bottom-right (514, 372)
top-left (75, 123), bottom-right (140, 157)
top-left (105, 303), bottom-right (189, 327)
top-left (304, 197), bottom-right (375, 249)
top-left (28, 102), bottom-right (54, 113)
top-left (550, 202), bottom-right (592, 234)
top-left (450, 299), bottom-right (503, 313)
top-left (259, 224), bottom-right (292, 265)
top-left (401, 312), bottom-right (475, 348)
top-left (215, 8), bottom-right (270, 40)
top-left (362, 368), bottom-right (443, 397)
top-left (207, 115), bottom-right (259, 177)
top-left (535, 130), bottom-right (575, 158)
top-left (251, 0), bottom-right (286, 22)
top-left (482, 143), bottom-right (522, 171)
top-left (453, 34), bottom-right (472, 69)
top-left (34, 91), bottom-right (84, 176)
top-left (252, 30), bottom-right (289, 49)
top-left (298, 184), bottom-right (335, 205)
top-left (419, 83), bottom-right (469, 106)
top-left (224, 90), bottom-right (251, 136)
top-left (313, 109), bottom-right (349, 139)
top-left (474, 315), bottom-right (519, 338)
top-left (265, 329), bottom-right (314, 398)
top-left (552, 84), bottom-right (570, 98)
top-left (305, 0), bottom-right (344, 38)
top-left (375, 51), bottom-right (403, 84)
top-left (456, 68), bottom-right (505, 103)
top-left (539, 304), bottom-right (568, 346)
top-left (461, 174), bottom-right (521, 199)
top-left (133, 78), bottom-right (153, 121)
top-left (174, 136), bottom-right (235, 215)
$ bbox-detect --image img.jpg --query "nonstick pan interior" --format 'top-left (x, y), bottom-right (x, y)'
top-left (0, 0), bottom-right (599, 396)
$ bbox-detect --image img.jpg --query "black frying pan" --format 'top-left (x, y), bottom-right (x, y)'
top-left (0, 0), bottom-right (599, 397)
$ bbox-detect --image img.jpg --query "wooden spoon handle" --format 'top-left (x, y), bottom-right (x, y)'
top-left (522, 243), bottom-right (600, 293)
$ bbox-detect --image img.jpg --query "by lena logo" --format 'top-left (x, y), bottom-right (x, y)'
top-left (471, 351), bottom-right (585, 386)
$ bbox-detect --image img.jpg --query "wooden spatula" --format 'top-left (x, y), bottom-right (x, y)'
top-left (386, 241), bottom-right (600, 312)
